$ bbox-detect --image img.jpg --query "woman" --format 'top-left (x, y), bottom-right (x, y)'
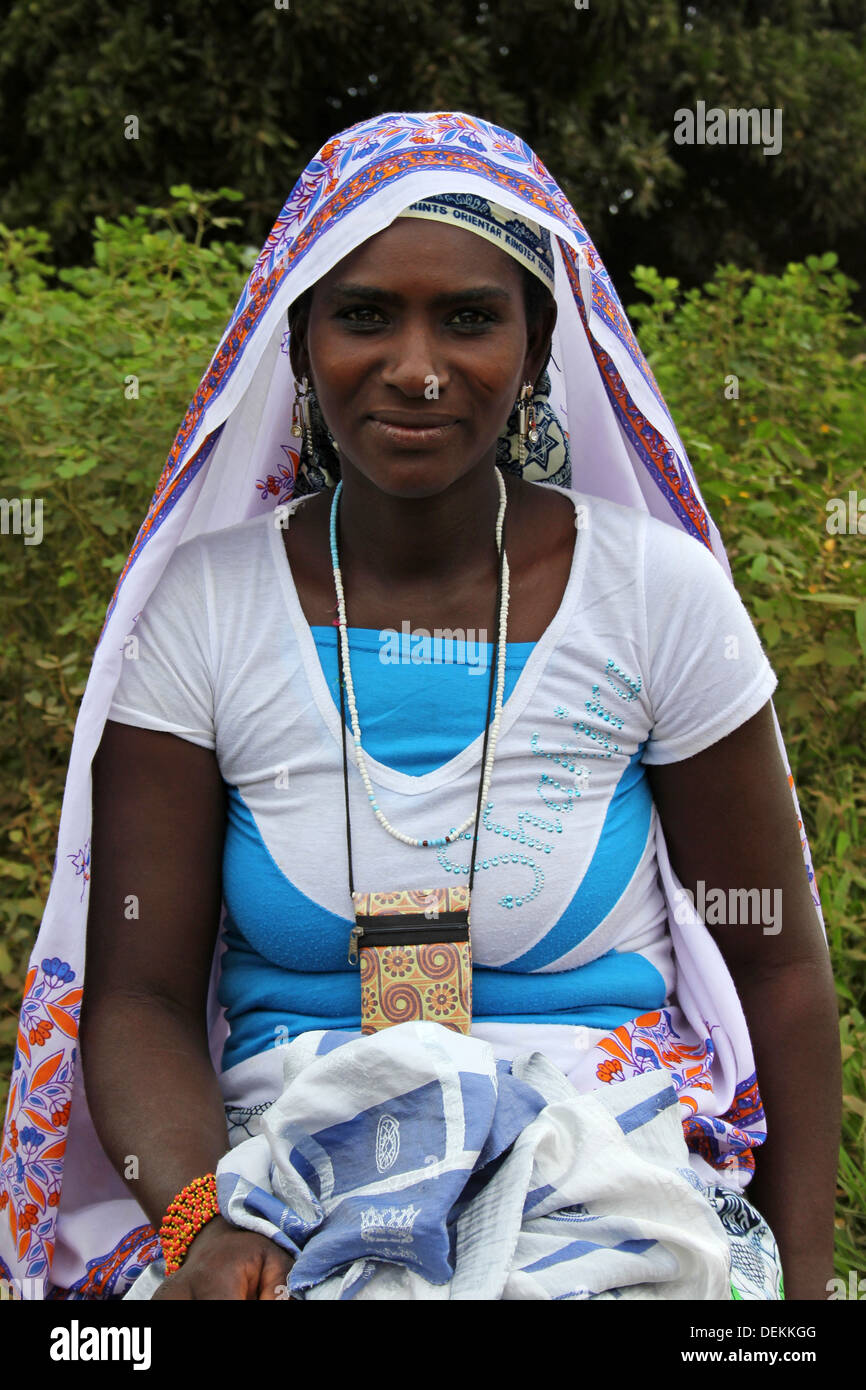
top-left (0, 111), bottom-right (839, 1301)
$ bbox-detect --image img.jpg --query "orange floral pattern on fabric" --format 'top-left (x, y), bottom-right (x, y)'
top-left (591, 1008), bottom-right (763, 1177)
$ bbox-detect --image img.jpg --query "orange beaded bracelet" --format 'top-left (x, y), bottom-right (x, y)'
top-left (159, 1173), bottom-right (221, 1276)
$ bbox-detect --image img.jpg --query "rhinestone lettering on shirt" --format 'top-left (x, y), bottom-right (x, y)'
top-left (433, 655), bottom-right (639, 913)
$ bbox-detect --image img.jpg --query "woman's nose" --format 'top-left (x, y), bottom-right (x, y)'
top-left (380, 323), bottom-right (447, 397)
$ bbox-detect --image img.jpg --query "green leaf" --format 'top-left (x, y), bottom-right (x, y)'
top-left (823, 634), bottom-right (861, 666)
top-left (748, 500), bottom-right (777, 519)
top-left (0, 859), bottom-right (30, 881)
top-left (10, 897), bottom-right (45, 920)
top-left (799, 593), bottom-right (861, 608)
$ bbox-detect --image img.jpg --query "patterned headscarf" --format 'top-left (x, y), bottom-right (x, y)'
top-left (0, 111), bottom-right (823, 1300)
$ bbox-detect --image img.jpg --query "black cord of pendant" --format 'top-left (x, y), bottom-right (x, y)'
top-left (338, 473), bottom-right (507, 898)
top-left (466, 497), bottom-right (506, 896)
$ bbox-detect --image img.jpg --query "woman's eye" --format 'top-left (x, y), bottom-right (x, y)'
top-left (449, 309), bottom-right (495, 328)
top-left (340, 306), bottom-right (385, 324)
top-left (336, 306), bottom-right (494, 329)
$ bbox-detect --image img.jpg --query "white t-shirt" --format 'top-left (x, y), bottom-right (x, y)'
top-left (108, 485), bottom-right (777, 1072)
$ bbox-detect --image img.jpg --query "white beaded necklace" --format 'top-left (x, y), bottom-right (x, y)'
top-left (328, 467), bottom-right (511, 848)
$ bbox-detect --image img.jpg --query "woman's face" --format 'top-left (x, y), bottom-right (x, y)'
top-left (290, 219), bottom-right (555, 499)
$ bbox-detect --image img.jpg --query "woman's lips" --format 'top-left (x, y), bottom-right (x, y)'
top-left (367, 416), bottom-right (457, 447)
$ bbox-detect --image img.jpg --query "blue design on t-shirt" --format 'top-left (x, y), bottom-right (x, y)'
top-left (217, 627), bottom-right (666, 1072)
top-left (503, 746), bottom-right (652, 971)
top-left (219, 783), bottom-right (664, 1071)
top-left (309, 626), bottom-right (536, 776)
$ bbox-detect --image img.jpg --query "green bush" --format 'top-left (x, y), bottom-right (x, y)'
top-left (628, 255), bottom-right (866, 1269)
top-left (0, 186), bottom-right (253, 1089)
top-left (0, 198), bottom-right (863, 1271)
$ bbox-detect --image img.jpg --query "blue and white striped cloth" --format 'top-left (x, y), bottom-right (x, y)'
top-left (212, 1022), bottom-right (732, 1300)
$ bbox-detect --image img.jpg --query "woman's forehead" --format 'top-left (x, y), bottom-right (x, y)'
top-left (315, 218), bottom-right (526, 295)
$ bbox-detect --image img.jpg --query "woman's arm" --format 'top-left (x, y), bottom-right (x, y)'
top-left (647, 699), bottom-right (841, 1301)
top-left (80, 719), bottom-right (293, 1299)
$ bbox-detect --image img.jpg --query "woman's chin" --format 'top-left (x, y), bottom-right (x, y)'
top-left (337, 438), bottom-right (502, 500)
top-left (342, 453), bottom-right (488, 500)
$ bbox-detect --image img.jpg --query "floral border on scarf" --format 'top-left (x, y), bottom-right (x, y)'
top-left (45, 1224), bottom-right (161, 1301)
top-left (0, 958), bottom-right (80, 1279)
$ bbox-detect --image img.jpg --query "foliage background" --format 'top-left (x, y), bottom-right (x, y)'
top-left (1, 0), bottom-right (866, 308)
top-left (0, 0), bottom-right (864, 1278)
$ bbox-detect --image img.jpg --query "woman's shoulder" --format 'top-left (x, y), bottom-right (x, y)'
top-left (539, 484), bottom-right (649, 572)
top-left (139, 512), bottom-right (281, 638)
top-left (542, 483), bottom-right (644, 534)
top-left (178, 509), bottom-right (276, 560)
top-left (549, 484), bottom-right (725, 575)
top-left (162, 510), bottom-right (281, 589)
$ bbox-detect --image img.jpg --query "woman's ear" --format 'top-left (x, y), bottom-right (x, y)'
top-left (525, 297), bottom-right (557, 390)
top-left (288, 300), bottom-right (311, 383)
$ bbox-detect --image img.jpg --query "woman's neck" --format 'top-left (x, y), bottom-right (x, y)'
top-left (334, 458), bottom-right (518, 596)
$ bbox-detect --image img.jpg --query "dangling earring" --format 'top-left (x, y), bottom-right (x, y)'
top-left (517, 381), bottom-right (537, 468)
top-left (291, 375), bottom-right (315, 462)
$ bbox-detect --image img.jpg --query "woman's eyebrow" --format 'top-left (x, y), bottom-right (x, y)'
top-left (326, 282), bottom-right (512, 305)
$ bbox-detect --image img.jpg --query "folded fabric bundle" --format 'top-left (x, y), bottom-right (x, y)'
top-left (210, 1022), bottom-right (732, 1300)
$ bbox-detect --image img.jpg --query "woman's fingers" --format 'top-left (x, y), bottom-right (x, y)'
top-left (258, 1251), bottom-right (296, 1300)
top-left (149, 1226), bottom-right (294, 1300)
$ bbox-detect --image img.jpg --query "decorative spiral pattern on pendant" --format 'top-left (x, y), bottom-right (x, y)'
top-left (416, 943), bottom-right (461, 980)
top-left (381, 981), bottom-right (424, 1023)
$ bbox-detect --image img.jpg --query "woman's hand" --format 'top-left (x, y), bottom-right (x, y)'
top-left (151, 1215), bottom-right (296, 1300)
